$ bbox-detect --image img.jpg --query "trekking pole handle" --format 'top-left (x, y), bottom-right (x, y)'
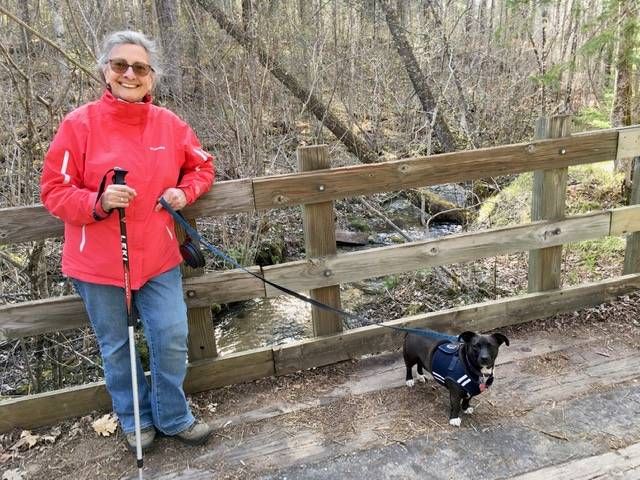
top-left (112, 167), bottom-right (129, 186)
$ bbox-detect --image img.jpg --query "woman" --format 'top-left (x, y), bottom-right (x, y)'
top-left (40, 31), bottom-right (215, 450)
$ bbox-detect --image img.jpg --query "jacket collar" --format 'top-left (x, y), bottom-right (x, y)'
top-left (100, 88), bottom-right (152, 125)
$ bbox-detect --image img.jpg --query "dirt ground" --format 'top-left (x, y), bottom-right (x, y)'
top-left (2, 293), bottom-right (640, 480)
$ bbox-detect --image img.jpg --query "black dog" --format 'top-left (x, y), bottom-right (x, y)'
top-left (403, 331), bottom-right (509, 426)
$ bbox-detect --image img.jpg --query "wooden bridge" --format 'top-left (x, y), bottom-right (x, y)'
top-left (1, 117), bottom-right (640, 478)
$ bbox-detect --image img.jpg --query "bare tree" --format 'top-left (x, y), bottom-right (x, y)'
top-left (381, 0), bottom-right (456, 152)
top-left (191, 0), bottom-right (380, 163)
top-left (155, 0), bottom-right (184, 100)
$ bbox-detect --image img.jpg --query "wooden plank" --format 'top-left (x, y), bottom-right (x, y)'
top-left (508, 443), bottom-right (640, 480)
top-left (298, 145), bottom-right (342, 336)
top-left (616, 126), bottom-right (640, 160)
top-left (0, 130), bottom-right (621, 246)
top-left (0, 178), bottom-right (255, 246)
top-left (188, 343), bottom-right (640, 478)
top-left (176, 216), bottom-right (218, 360)
top-left (0, 205), bottom-right (63, 245)
top-left (210, 333), bottom-right (594, 431)
top-left (528, 115), bottom-right (570, 292)
top-left (610, 204), bottom-right (640, 235)
top-left (253, 131), bottom-right (617, 209)
top-left (184, 347), bottom-right (274, 393)
top-left (0, 347), bottom-right (273, 432)
top-left (263, 211), bottom-right (611, 295)
top-left (0, 210), bottom-right (613, 340)
top-left (182, 267), bottom-right (266, 308)
top-left (0, 296), bottom-right (88, 340)
top-left (182, 178), bottom-right (255, 218)
top-left (0, 267), bottom-right (265, 340)
top-left (273, 273), bottom-right (640, 375)
top-left (0, 379), bottom-right (113, 433)
top-left (624, 159), bottom-right (640, 274)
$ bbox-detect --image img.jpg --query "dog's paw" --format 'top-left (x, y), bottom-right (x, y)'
top-left (464, 407), bottom-right (474, 415)
top-left (416, 374), bottom-right (426, 383)
top-left (405, 379), bottom-right (415, 387)
top-left (449, 417), bottom-right (462, 427)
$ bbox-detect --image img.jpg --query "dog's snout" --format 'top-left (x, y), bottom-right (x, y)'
top-left (479, 354), bottom-right (491, 365)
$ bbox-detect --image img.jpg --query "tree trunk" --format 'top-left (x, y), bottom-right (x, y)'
top-left (155, 0), bottom-right (183, 101)
top-left (563, 2), bottom-right (580, 110)
top-left (611, 0), bottom-right (638, 185)
top-left (381, 0), bottom-right (457, 153)
top-left (425, 0), bottom-right (476, 147)
top-left (611, 0), bottom-right (636, 130)
top-left (191, 0), bottom-right (380, 163)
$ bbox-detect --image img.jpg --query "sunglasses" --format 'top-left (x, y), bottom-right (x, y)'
top-left (108, 58), bottom-right (154, 77)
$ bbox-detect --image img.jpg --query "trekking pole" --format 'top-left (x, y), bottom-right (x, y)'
top-left (113, 168), bottom-right (144, 480)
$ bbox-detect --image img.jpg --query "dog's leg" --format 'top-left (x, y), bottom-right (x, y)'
top-left (445, 379), bottom-right (463, 427)
top-left (415, 359), bottom-right (427, 383)
top-left (461, 397), bottom-right (473, 415)
top-left (405, 361), bottom-right (415, 387)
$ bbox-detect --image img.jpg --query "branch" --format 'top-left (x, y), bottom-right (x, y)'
top-left (0, 4), bottom-right (100, 82)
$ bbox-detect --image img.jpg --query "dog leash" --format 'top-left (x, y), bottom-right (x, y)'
top-left (160, 198), bottom-right (458, 343)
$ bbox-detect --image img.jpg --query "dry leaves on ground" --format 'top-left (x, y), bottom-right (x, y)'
top-left (2, 469), bottom-right (23, 480)
top-left (92, 414), bottom-right (118, 437)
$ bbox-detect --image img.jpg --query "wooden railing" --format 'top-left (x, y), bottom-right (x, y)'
top-left (1, 118), bottom-right (639, 432)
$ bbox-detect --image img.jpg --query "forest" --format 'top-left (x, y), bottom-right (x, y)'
top-left (0, 0), bottom-right (638, 395)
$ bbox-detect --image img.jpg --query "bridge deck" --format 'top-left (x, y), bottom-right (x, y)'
top-left (9, 307), bottom-right (640, 480)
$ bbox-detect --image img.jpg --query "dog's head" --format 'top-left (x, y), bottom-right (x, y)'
top-left (458, 331), bottom-right (510, 374)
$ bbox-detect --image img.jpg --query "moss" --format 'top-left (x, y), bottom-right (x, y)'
top-left (476, 165), bottom-right (625, 228)
top-left (567, 237), bottom-right (626, 272)
top-left (383, 275), bottom-right (399, 290)
top-left (573, 88), bottom-right (614, 131)
top-left (404, 303), bottom-right (424, 316)
top-left (476, 172), bottom-right (533, 227)
top-left (474, 163), bottom-right (626, 277)
top-left (255, 238), bottom-right (285, 266)
top-left (348, 217), bottom-right (371, 233)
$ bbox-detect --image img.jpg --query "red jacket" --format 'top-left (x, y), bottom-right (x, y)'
top-left (41, 90), bottom-right (215, 289)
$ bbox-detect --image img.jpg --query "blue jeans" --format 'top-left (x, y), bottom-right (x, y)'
top-left (73, 266), bottom-right (195, 435)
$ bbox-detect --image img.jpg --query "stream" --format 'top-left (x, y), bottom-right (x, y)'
top-left (214, 218), bottom-right (462, 356)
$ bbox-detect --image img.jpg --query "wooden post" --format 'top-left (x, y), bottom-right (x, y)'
top-left (297, 145), bottom-right (343, 336)
top-left (528, 115), bottom-right (571, 292)
top-left (175, 218), bottom-right (218, 360)
top-left (623, 158), bottom-right (640, 274)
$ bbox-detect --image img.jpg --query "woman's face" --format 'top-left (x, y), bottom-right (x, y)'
top-left (104, 43), bottom-right (154, 102)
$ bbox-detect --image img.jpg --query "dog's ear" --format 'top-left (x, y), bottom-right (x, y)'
top-left (492, 333), bottom-right (510, 347)
top-left (458, 331), bottom-right (477, 343)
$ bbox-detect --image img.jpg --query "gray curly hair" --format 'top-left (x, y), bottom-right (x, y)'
top-left (96, 30), bottom-right (162, 82)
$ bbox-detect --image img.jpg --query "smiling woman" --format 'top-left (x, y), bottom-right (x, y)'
top-left (39, 30), bottom-right (216, 452)
top-left (103, 44), bottom-right (155, 103)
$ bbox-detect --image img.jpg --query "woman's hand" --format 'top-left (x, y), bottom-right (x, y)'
top-left (155, 188), bottom-right (187, 212)
top-left (101, 184), bottom-right (137, 211)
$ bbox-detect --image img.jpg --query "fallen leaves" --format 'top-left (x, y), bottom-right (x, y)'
top-left (92, 414), bottom-right (118, 437)
top-left (8, 427), bottom-right (61, 452)
top-left (2, 469), bottom-right (23, 480)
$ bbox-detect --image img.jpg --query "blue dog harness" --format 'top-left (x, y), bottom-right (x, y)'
top-left (430, 341), bottom-right (494, 397)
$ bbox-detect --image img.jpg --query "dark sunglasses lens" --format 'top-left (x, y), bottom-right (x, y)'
top-left (110, 59), bottom-right (129, 74)
top-left (132, 63), bottom-right (151, 76)
top-left (109, 59), bottom-right (151, 76)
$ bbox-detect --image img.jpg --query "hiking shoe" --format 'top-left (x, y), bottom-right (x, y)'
top-left (174, 420), bottom-right (212, 446)
top-left (125, 426), bottom-right (156, 452)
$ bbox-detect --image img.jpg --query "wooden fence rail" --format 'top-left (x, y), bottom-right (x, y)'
top-left (0, 128), bottom-right (627, 246)
top-left (1, 120), bottom-right (639, 432)
top-left (3, 205), bottom-right (640, 341)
